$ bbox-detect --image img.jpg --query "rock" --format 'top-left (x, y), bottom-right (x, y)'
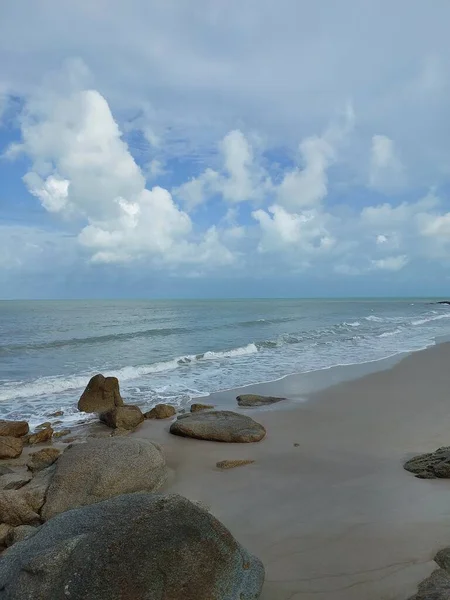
top-left (25, 426), bottom-right (53, 445)
top-left (236, 394), bottom-right (286, 407)
top-left (0, 493), bottom-right (265, 600)
top-left (145, 403), bottom-right (176, 419)
top-left (404, 447), bottom-right (450, 478)
top-left (35, 421), bottom-right (52, 430)
top-left (27, 448), bottom-right (61, 473)
top-left (0, 473), bottom-right (32, 490)
top-left (78, 374), bottom-right (124, 413)
top-left (53, 429), bottom-right (71, 439)
top-left (48, 411), bottom-right (64, 417)
top-left (170, 410), bottom-right (266, 443)
top-left (100, 405), bottom-right (144, 430)
top-left (435, 548), bottom-right (450, 572)
top-left (190, 403), bottom-right (215, 412)
top-left (294, 443), bottom-right (300, 447)
top-left (41, 437), bottom-right (168, 521)
top-left (216, 459), bottom-right (255, 470)
top-left (0, 524), bottom-right (13, 548)
top-left (0, 420), bottom-right (29, 438)
top-left (0, 466), bottom-right (13, 476)
top-left (6, 524), bottom-right (37, 547)
top-left (0, 436), bottom-right (23, 459)
top-left (408, 568), bottom-right (450, 599)
top-left (22, 466), bottom-right (55, 514)
top-left (0, 490), bottom-right (41, 526)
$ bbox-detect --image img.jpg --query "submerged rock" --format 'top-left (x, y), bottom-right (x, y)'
top-left (404, 447), bottom-right (450, 478)
top-left (100, 405), bottom-right (144, 430)
top-left (236, 394), bottom-right (286, 407)
top-left (0, 436), bottom-right (23, 459)
top-left (78, 374), bottom-right (124, 413)
top-left (0, 421), bottom-right (29, 438)
top-left (145, 404), bottom-right (176, 419)
top-left (41, 437), bottom-right (168, 520)
top-left (170, 410), bottom-right (266, 443)
top-left (53, 429), bottom-right (71, 439)
top-left (0, 493), bottom-right (265, 600)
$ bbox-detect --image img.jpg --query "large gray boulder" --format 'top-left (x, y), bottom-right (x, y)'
top-left (41, 438), bottom-right (168, 520)
top-left (100, 405), bottom-right (144, 430)
top-left (170, 410), bottom-right (266, 443)
top-left (78, 374), bottom-right (124, 413)
top-left (404, 447), bottom-right (450, 478)
top-left (0, 493), bottom-right (265, 600)
top-left (236, 394), bottom-right (286, 407)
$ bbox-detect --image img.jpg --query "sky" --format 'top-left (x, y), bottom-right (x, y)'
top-left (1, 1), bottom-right (450, 298)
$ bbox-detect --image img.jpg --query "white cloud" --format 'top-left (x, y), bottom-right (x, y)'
top-left (371, 255), bottom-right (409, 271)
top-left (369, 135), bottom-right (405, 192)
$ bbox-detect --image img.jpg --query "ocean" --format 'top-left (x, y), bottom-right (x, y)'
top-left (0, 298), bottom-right (449, 428)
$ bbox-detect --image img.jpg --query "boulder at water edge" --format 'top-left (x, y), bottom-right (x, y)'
top-left (99, 405), bottom-right (144, 430)
top-left (0, 420), bottom-right (29, 438)
top-left (0, 493), bottom-right (265, 600)
top-left (144, 403), bottom-right (176, 419)
top-left (170, 410), bottom-right (266, 443)
top-left (78, 374), bottom-right (124, 413)
top-left (0, 437), bottom-right (23, 459)
top-left (236, 394), bottom-right (286, 407)
top-left (41, 437), bottom-right (168, 520)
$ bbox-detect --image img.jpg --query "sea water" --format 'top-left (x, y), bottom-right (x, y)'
top-left (0, 298), bottom-right (449, 427)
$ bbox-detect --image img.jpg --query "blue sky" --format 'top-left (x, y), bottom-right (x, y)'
top-left (1, 1), bottom-right (450, 298)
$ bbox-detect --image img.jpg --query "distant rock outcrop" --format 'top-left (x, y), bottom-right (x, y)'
top-left (170, 410), bottom-right (266, 443)
top-left (0, 493), bottom-right (265, 600)
top-left (404, 446), bottom-right (450, 478)
top-left (78, 374), bottom-right (124, 413)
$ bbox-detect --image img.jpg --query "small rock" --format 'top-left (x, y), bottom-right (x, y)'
top-left (294, 443), bottom-right (300, 447)
top-left (216, 460), bottom-right (255, 470)
top-left (170, 410), bottom-right (266, 443)
top-left (0, 473), bottom-right (32, 490)
top-left (6, 524), bottom-right (37, 547)
top-left (0, 466), bottom-right (13, 476)
top-left (35, 422), bottom-right (51, 430)
top-left (25, 427), bottom-right (53, 445)
top-left (27, 448), bottom-right (61, 472)
top-left (78, 374), bottom-right (124, 413)
top-left (0, 436), bottom-right (23, 459)
top-left (63, 437), bottom-right (77, 444)
top-left (0, 421), bottom-right (29, 438)
top-left (145, 404), bottom-right (176, 419)
top-left (48, 411), bottom-right (64, 417)
top-left (236, 394), bottom-right (286, 407)
top-left (0, 490), bottom-right (41, 526)
top-left (53, 429), bottom-right (71, 439)
top-left (190, 403), bottom-right (214, 413)
top-left (100, 405), bottom-right (144, 430)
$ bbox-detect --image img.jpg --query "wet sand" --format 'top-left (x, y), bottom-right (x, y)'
top-left (131, 342), bottom-right (450, 599)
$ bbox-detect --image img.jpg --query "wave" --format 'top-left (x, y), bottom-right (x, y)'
top-left (0, 326), bottom-right (193, 355)
top-left (379, 328), bottom-right (402, 338)
top-left (412, 313), bottom-right (450, 326)
top-left (344, 321), bottom-right (360, 327)
top-left (364, 315), bottom-right (385, 322)
top-left (0, 342), bottom-right (261, 402)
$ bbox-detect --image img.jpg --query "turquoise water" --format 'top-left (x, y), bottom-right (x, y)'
top-left (0, 298), bottom-right (449, 426)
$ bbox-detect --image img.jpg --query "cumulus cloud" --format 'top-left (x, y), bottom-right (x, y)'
top-left (369, 134), bottom-right (405, 192)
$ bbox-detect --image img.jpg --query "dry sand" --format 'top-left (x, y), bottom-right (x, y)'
top-left (132, 342), bottom-right (450, 600)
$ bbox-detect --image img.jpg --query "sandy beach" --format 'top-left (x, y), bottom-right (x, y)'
top-left (128, 342), bottom-right (450, 599)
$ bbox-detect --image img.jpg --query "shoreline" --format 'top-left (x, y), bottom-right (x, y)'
top-left (128, 341), bottom-right (450, 599)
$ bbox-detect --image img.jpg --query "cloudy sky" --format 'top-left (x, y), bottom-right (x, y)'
top-left (1, 0), bottom-right (450, 298)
